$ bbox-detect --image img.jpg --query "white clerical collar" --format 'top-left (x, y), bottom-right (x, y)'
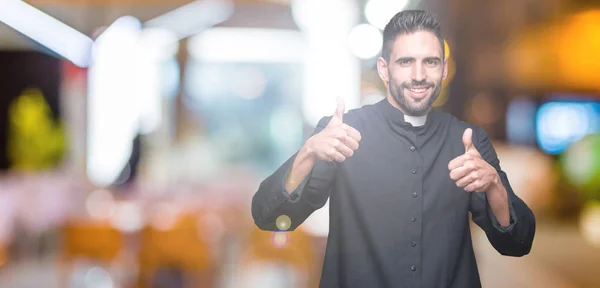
top-left (404, 114), bottom-right (427, 127)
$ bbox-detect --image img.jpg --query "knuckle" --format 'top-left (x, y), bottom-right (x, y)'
top-left (466, 162), bottom-right (475, 170)
top-left (340, 130), bottom-right (348, 139)
top-left (468, 174), bottom-right (476, 182)
top-left (328, 147), bottom-right (336, 156)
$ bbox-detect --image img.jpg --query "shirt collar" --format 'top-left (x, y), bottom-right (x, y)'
top-left (375, 98), bottom-right (436, 130)
top-left (404, 114), bottom-right (427, 127)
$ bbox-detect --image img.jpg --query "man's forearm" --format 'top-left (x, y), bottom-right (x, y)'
top-left (486, 175), bottom-right (510, 227)
top-left (285, 143), bottom-right (317, 193)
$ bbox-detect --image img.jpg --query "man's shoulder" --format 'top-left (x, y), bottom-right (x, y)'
top-left (433, 109), bottom-right (489, 144)
top-left (434, 109), bottom-right (483, 131)
top-left (314, 103), bottom-right (376, 128)
top-left (317, 102), bottom-right (379, 125)
top-left (345, 102), bottom-right (379, 117)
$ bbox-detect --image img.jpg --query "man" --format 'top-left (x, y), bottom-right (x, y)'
top-left (251, 10), bottom-right (535, 288)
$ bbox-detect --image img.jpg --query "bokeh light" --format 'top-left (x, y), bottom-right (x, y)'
top-left (561, 134), bottom-right (600, 199)
top-left (276, 214), bottom-right (292, 231)
top-left (271, 232), bottom-right (291, 249)
top-left (149, 202), bottom-right (179, 231)
top-left (84, 266), bottom-right (114, 288)
top-left (364, 0), bottom-right (410, 30)
top-left (536, 102), bottom-right (600, 155)
top-left (232, 67), bottom-right (267, 100)
top-left (579, 201), bottom-right (600, 248)
top-left (348, 24), bottom-right (382, 59)
top-left (86, 189), bottom-right (116, 220)
top-left (110, 201), bottom-right (143, 233)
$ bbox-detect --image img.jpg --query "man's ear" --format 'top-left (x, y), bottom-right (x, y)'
top-left (377, 57), bottom-right (389, 83)
top-left (442, 58), bottom-right (448, 80)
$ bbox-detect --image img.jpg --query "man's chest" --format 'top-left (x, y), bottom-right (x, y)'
top-left (337, 128), bottom-right (470, 215)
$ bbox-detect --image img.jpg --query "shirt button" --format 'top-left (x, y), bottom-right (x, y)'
top-left (411, 217), bottom-right (416, 222)
top-left (412, 169), bottom-right (417, 174)
top-left (412, 192), bottom-right (418, 198)
top-left (410, 265), bottom-right (416, 271)
top-left (410, 146), bottom-right (415, 151)
top-left (411, 241), bottom-right (417, 247)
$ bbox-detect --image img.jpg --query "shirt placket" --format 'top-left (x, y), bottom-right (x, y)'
top-left (407, 131), bottom-right (423, 287)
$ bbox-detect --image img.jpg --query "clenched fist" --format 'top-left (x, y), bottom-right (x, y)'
top-left (305, 97), bottom-right (362, 163)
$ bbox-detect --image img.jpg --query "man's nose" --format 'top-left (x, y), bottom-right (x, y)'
top-left (412, 63), bottom-right (425, 82)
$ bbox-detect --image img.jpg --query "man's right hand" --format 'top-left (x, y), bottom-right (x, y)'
top-left (285, 97), bottom-right (361, 193)
top-left (305, 97), bottom-right (362, 163)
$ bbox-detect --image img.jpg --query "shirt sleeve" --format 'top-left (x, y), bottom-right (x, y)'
top-left (251, 116), bottom-right (337, 231)
top-left (469, 126), bottom-right (536, 257)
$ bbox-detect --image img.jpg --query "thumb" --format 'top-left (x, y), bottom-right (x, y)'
top-left (331, 97), bottom-right (345, 123)
top-left (462, 128), bottom-right (474, 153)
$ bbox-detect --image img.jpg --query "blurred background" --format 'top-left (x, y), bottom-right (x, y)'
top-left (0, 0), bottom-right (599, 287)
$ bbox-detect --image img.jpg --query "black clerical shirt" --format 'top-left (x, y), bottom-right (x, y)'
top-left (251, 99), bottom-right (536, 288)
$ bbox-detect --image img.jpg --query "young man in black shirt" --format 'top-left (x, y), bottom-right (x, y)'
top-left (252, 10), bottom-right (535, 288)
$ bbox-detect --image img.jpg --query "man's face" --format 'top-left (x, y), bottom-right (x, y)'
top-left (377, 30), bottom-right (447, 116)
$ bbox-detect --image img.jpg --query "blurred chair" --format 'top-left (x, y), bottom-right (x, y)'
top-left (59, 220), bottom-right (123, 287)
top-left (237, 227), bottom-right (317, 288)
top-left (137, 212), bottom-right (214, 288)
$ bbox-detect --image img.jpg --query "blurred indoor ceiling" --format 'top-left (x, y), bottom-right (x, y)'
top-left (0, 0), bottom-right (295, 49)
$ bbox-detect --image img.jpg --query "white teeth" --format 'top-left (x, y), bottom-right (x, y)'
top-left (409, 88), bottom-right (427, 93)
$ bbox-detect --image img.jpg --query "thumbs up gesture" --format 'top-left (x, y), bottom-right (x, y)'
top-left (448, 128), bottom-right (499, 192)
top-left (306, 97), bottom-right (362, 163)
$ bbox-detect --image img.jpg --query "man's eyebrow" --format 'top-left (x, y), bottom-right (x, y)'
top-left (395, 57), bottom-right (415, 63)
top-left (424, 57), bottom-right (442, 62)
top-left (395, 56), bottom-right (443, 63)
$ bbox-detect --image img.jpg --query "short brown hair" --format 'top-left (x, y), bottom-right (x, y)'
top-left (381, 10), bottom-right (445, 61)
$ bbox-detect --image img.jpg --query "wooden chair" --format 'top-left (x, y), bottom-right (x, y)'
top-left (137, 212), bottom-right (215, 288)
top-left (59, 220), bottom-right (123, 287)
top-left (237, 227), bottom-right (317, 288)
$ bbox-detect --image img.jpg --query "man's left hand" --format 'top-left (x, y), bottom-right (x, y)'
top-left (448, 128), bottom-right (500, 192)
